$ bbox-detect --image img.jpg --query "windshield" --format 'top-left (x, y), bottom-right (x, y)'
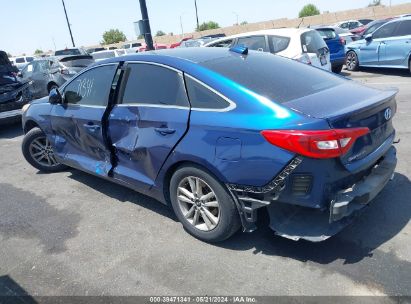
top-left (55, 49), bottom-right (81, 56)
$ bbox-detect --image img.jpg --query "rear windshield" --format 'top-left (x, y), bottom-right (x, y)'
top-left (92, 51), bottom-right (115, 60)
top-left (316, 29), bottom-right (337, 40)
top-left (55, 49), bottom-right (81, 56)
top-left (300, 30), bottom-right (327, 53)
top-left (201, 52), bottom-right (345, 104)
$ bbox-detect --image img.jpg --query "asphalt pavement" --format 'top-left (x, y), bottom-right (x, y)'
top-left (0, 67), bottom-right (410, 296)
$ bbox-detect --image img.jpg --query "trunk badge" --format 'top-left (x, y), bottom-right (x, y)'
top-left (384, 108), bottom-right (392, 121)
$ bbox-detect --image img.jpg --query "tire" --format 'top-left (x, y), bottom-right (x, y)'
top-left (169, 165), bottom-right (241, 242)
top-left (332, 64), bottom-right (343, 74)
top-left (22, 127), bottom-right (67, 173)
top-left (346, 51), bottom-right (359, 71)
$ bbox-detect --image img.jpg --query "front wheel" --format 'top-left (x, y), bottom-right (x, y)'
top-left (22, 128), bottom-right (67, 173)
top-left (169, 165), bottom-right (241, 242)
top-left (346, 51), bottom-right (359, 71)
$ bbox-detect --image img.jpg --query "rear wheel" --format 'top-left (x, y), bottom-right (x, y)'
top-left (346, 51), bottom-right (359, 71)
top-left (332, 64), bottom-right (343, 74)
top-left (169, 165), bottom-right (241, 242)
top-left (22, 128), bottom-right (67, 173)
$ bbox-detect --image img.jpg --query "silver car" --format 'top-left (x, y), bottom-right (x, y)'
top-left (18, 55), bottom-right (94, 99)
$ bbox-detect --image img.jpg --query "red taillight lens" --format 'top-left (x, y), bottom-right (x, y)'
top-left (340, 37), bottom-right (346, 45)
top-left (261, 128), bottom-right (370, 159)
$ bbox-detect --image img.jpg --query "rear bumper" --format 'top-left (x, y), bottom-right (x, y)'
top-left (267, 146), bottom-right (397, 241)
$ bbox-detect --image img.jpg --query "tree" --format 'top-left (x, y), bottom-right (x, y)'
top-left (34, 49), bottom-right (43, 55)
top-left (298, 4), bottom-right (320, 18)
top-left (368, 0), bottom-right (381, 6)
top-left (102, 29), bottom-right (127, 45)
top-left (240, 21), bottom-right (248, 25)
top-left (156, 30), bottom-right (166, 37)
top-left (196, 21), bottom-right (220, 32)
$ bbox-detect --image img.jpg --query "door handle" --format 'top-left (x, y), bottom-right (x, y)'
top-left (83, 123), bottom-right (100, 132)
top-left (154, 127), bottom-right (176, 135)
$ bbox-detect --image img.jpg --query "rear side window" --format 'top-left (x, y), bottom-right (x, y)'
top-left (121, 63), bottom-right (189, 107)
top-left (373, 22), bottom-right (398, 39)
top-left (16, 57), bottom-right (25, 63)
top-left (268, 36), bottom-right (290, 53)
top-left (185, 76), bottom-right (231, 110)
top-left (316, 29), bottom-right (337, 40)
top-left (300, 30), bottom-right (327, 53)
top-left (395, 20), bottom-right (411, 36)
top-left (63, 64), bottom-right (117, 106)
top-left (236, 36), bottom-right (268, 52)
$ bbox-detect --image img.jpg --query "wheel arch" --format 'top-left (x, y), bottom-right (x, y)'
top-left (23, 119), bottom-right (41, 134)
top-left (161, 160), bottom-right (227, 205)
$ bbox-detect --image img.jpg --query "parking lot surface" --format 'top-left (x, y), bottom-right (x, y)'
top-left (0, 68), bottom-right (410, 296)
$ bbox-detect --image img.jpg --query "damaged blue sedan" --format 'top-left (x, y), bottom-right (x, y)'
top-left (21, 48), bottom-right (397, 242)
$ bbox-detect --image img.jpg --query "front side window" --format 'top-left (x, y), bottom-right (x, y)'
top-left (63, 64), bottom-right (117, 106)
top-left (236, 36), bottom-right (268, 52)
top-left (185, 76), bottom-right (231, 110)
top-left (394, 20), bottom-right (411, 36)
top-left (373, 22), bottom-right (399, 39)
top-left (121, 63), bottom-right (189, 107)
top-left (340, 22), bottom-right (349, 29)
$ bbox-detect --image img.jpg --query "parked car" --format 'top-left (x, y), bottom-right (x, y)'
top-left (86, 47), bottom-right (106, 54)
top-left (137, 43), bottom-right (168, 52)
top-left (335, 20), bottom-right (364, 30)
top-left (313, 26), bottom-right (346, 73)
top-left (204, 28), bottom-right (331, 71)
top-left (10, 56), bottom-right (35, 70)
top-left (91, 49), bottom-right (126, 62)
top-left (179, 37), bottom-right (217, 48)
top-left (54, 48), bottom-right (88, 56)
top-left (332, 27), bottom-right (360, 44)
top-left (18, 55), bottom-right (94, 99)
top-left (0, 50), bottom-right (31, 124)
top-left (21, 48), bottom-right (397, 242)
top-left (170, 37), bottom-right (193, 49)
top-left (350, 18), bottom-right (393, 37)
top-left (122, 42), bottom-right (143, 54)
top-left (346, 17), bottom-right (411, 73)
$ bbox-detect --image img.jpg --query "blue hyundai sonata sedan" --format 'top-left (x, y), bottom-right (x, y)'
top-left (21, 47), bottom-right (397, 242)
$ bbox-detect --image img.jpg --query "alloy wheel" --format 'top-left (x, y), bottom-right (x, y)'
top-left (29, 136), bottom-right (59, 167)
top-left (177, 176), bottom-right (220, 231)
top-left (346, 52), bottom-right (357, 70)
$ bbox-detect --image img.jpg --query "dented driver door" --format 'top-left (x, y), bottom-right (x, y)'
top-left (108, 62), bottom-right (190, 191)
top-left (50, 64), bottom-right (119, 176)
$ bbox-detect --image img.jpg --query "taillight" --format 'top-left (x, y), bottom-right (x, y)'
top-left (261, 128), bottom-right (370, 159)
top-left (293, 53), bottom-right (312, 65)
top-left (340, 37), bottom-right (346, 45)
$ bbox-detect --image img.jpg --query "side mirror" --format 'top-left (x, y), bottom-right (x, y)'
top-left (49, 88), bottom-right (63, 105)
top-left (365, 34), bottom-right (373, 42)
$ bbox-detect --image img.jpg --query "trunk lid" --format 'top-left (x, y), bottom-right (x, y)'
top-left (284, 82), bottom-right (397, 169)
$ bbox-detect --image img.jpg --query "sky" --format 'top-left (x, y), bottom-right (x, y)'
top-left (1, 0), bottom-right (410, 56)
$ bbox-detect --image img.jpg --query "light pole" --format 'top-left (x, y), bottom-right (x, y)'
top-left (233, 12), bottom-right (239, 25)
top-left (61, 0), bottom-right (75, 47)
top-left (180, 13), bottom-right (186, 37)
top-left (194, 0), bottom-right (200, 30)
top-left (138, 0), bottom-right (154, 51)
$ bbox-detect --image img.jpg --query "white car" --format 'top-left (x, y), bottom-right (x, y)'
top-left (122, 42), bottom-right (143, 54)
top-left (204, 28), bottom-right (331, 71)
top-left (334, 20), bottom-right (363, 30)
top-left (10, 56), bottom-right (35, 70)
top-left (91, 49), bottom-right (126, 62)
